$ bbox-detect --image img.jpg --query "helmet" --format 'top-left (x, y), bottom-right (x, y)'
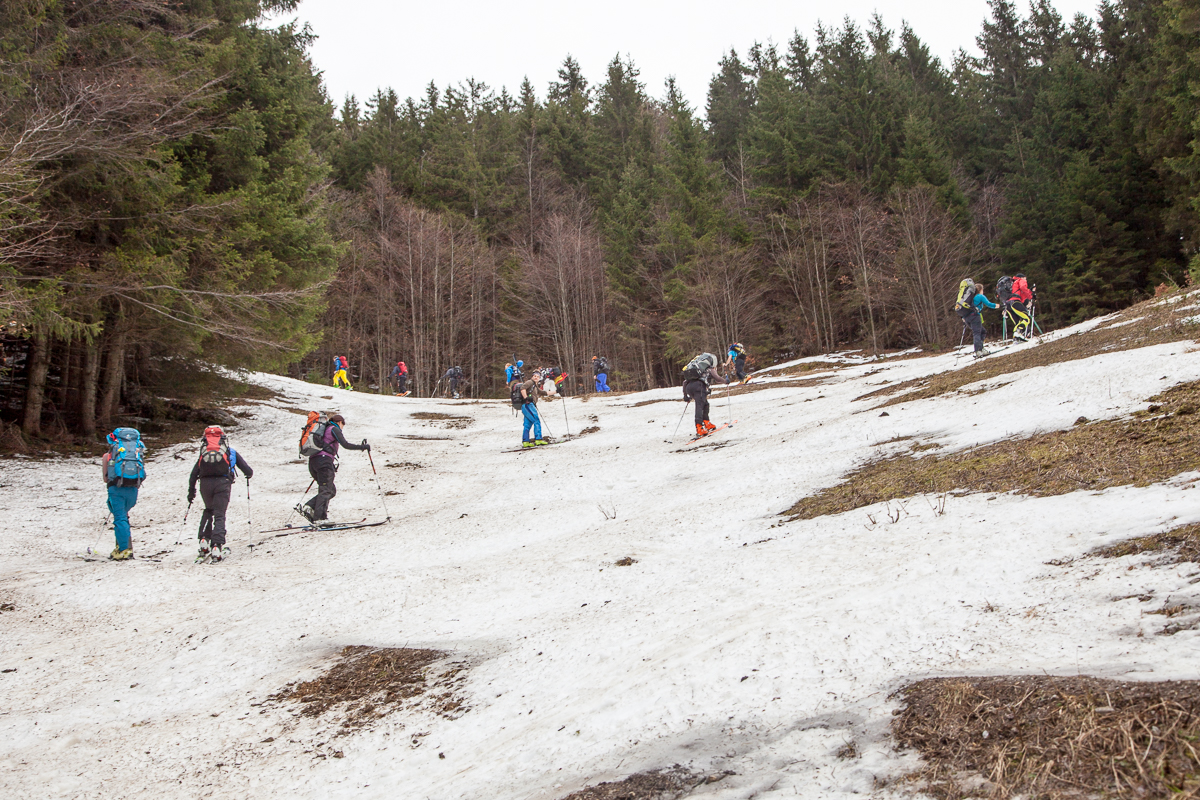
top-left (591, 355), bottom-right (597, 360)
top-left (1015, 273), bottom-right (1026, 278)
top-left (517, 360), bottom-right (524, 368)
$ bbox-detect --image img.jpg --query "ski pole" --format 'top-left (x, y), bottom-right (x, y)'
top-left (668, 399), bottom-right (690, 442)
top-left (174, 503), bottom-right (190, 545)
top-left (725, 381), bottom-right (733, 425)
top-left (534, 406), bottom-right (553, 440)
top-left (245, 477), bottom-right (252, 528)
top-left (561, 392), bottom-right (571, 439)
top-left (365, 446), bottom-right (392, 520)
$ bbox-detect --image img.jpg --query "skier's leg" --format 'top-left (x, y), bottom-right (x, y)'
top-left (206, 479), bottom-right (231, 548)
top-left (522, 405), bottom-right (534, 442)
top-left (107, 485), bottom-right (137, 552)
top-left (532, 405), bottom-right (542, 440)
top-left (198, 507), bottom-right (214, 540)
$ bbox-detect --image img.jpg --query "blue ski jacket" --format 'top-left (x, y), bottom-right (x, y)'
top-left (972, 293), bottom-right (999, 312)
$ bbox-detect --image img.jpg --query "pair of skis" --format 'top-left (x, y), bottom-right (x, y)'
top-left (248, 517), bottom-right (389, 548)
top-left (684, 420), bottom-right (738, 445)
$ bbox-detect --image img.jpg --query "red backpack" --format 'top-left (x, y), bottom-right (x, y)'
top-left (197, 426), bottom-right (233, 478)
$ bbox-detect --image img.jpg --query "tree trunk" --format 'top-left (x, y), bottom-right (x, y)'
top-left (80, 339), bottom-right (101, 438)
top-left (21, 329), bottom-right (50, 437)
top-left (99, 320), bottom-right (127, 428)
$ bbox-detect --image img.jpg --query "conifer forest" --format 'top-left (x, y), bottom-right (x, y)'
top-left (2, 0), bottom-right (1199, 438)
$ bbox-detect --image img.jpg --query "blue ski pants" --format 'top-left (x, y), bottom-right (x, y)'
top-left (595, 373), bottom-right (610, 392)
top-left (522, 403), bottom-right (542, 442)
top-left (107, 484), bottom-right (138, 551)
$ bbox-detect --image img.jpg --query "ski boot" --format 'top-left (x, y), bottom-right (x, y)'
top-left (534, 439), bottom-right (549, 446)
top-left (109, 548), bottom-right (133, 561)
top-left (522, 441), bottom-right (536, 448)
top-left (295, 503), bottom-right (315, 522)
top-left (973, 348), bottom-right (991, 359)
top-left (210, 545), bottom-right (228, 563)
top-left (198, 539), bottom-right (211, 557)
top-left (702, 420), bottom-right (717, 432)
top-left (695, 423), bottom-right (709, 438)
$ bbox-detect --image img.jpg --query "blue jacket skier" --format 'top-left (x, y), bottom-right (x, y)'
top-left (592, 355), bottom-right (611, 392)
top-left (101, 428), bottom-right (146, 560)
top-left (519, 377), bottom-right (548, 448)
top-left (723, 342), bottom-right (748, 381)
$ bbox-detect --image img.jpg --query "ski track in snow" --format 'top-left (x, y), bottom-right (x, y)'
top-left (2, 325), bottom-right (1200, 799)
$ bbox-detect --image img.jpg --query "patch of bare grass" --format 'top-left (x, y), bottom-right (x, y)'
top-left (406, 409), bottom-right (473, 429)
top-left (857, 291), bottom-right (1200, 408)
top-left (1093, 521), bottom-right (1200, 565)
top-left (787, 381), bottom-right (1200, 520)
top-left (893, 675), bottom-right (1200, 800)
top-left (558, 766), bottom-right (726, 800)
top-left (269, 646), bottom-right (468, 731)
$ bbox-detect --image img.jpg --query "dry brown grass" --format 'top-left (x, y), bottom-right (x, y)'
top-left (893, 675), bottom-right (1200, 799)
top-left (1094, 522), bottom-right (1200, 565)
top-left (857, 291), bottom-right (1200, 409)
top-left (557, 766), bottom-right (716, 800)
top-left (270, 646), bottom-right (468, 730)
top-left (786, 381), bottom-right (1200, 520)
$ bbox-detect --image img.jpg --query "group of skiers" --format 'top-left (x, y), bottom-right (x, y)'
top-left (99, 411), bottom-right (372, 563)
top-left (330, 355), bottom-right (465, 399)
top-left (954, 274), bottom-right (1037, 358)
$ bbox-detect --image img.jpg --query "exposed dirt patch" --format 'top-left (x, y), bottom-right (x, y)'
top-left (0, 602), bottom-right (15, 612)
top-left (786, 381), bottom-right (1200, 520)
top-left (757, 360), bottom-right (847, 379)
top-left (614, 557), bottom-right (637, 566)
top-left (627, 396), bottom-right (679, 408)
top-left (558, 766), bottom-right (721, 800)
top-left (715, 374), bottom-right (835, 397)
top-left (410, 411), bottom-right (473, 429)
top-left (269, 646), bottom-right (469, 731)
top-left (893, 675), bottom-right (1200, 800)
top-left (385, 461), bottom-right (424, 470)
top-left (857, 291), bottom-right (1200, 409)
top-left (1093, 521), bottom-right (1200, 565)
top-left (578, 426), bottom-right (600, 436)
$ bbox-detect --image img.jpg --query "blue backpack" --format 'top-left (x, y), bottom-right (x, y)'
top-left (106, 428), bottom-right (146, 486)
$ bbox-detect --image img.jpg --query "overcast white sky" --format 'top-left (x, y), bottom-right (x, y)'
top-left (272, 1), bottom-right (1100, 113)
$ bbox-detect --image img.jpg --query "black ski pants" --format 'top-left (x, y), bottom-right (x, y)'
top-left (683, 379), bottom-right (710, 424)
top-left (396, 374), bottom-right (406, 394)
top-left (199, 476), bottom-right (232, 547)
top-left (957, 306), bottom-right (984, 352)
top-left (733, 355), bottom-right (746, 380)
top-left (305, 455), bottom-right (337, 521)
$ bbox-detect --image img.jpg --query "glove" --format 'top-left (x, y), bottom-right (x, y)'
top-left (361, 439), bottom-right (371, 451)
top-left (187, 488), bottom-right (195, 504)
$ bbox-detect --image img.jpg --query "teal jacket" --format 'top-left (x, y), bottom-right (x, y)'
top-left (972, 293), bottom-right (998, 312)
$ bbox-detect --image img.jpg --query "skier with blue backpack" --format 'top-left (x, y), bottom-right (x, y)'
top-left (101, 427), bottom-right (146, 560)
top-left (186, 426), bottom-right (253, 562)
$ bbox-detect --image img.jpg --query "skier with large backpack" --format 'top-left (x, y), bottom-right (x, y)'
top-left (295, 412), bottom-right (370, 523)
top-left (101, 427), bottom-right (146, 560)
top-left (954, 278), bottom-right (989, 359)
top-left (1005, 273), bottom-right (1035, 341)
top-left (681, 353), bottom-right (730, 438)
top-left (514, 374), bottom-right (548, 447)
top-left (442, 365), bottom-right (465, 398)
top-left (723, 342), bottom-right (748, 382)
top-left (506, 360), bottom-right (524, 386)
top-left (592, 355), bottom-right (611, 392)
top-left (186, 426), bottom-right (253, 562)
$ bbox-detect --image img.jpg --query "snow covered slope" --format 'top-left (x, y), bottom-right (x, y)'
top-left (3, 323), bottom-right (1199, 799)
